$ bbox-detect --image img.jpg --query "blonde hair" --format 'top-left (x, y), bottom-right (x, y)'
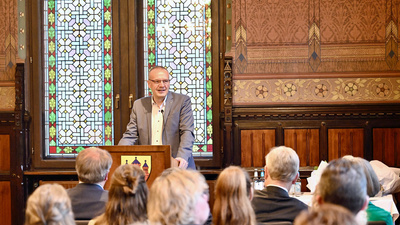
top-left (266, 146), bottom-right (299, 182)
top-left (213, 166), bottom-right (256, 225)
top-left (75, 147), bottom-right (112, 183)
top-left (25, 184), bottom-right (74, 225)
top-left (93, 164), bottom-right (148, 225)
top-left (294, 203), bottom-right (357, 225)
top-left (148, 168), bottom-right (208, 225)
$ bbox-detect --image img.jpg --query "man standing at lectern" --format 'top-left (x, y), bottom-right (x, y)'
top-left (118, 66), bottom-right (195, 169)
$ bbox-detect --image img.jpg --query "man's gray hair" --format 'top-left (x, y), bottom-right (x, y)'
top-left (265, 146), bottom-right (299, 182)
top-left (75, 147), bottom-right (113, 183)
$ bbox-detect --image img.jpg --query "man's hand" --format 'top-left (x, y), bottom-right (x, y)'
top-left (175, 157), bottom-right (188, 169)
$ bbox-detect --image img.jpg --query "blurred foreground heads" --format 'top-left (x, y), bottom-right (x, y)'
top-left (294, 203), bottom-right (357, 225)
top-left (148, 168), bottom-right (210, 225)
top-left (25, 183), bottom-right (75, 225)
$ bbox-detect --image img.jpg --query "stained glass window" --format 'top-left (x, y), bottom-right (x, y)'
top-left (143, 0), bottom-right (213, 157)
top-left (43, 0), bottom-right (113, 157)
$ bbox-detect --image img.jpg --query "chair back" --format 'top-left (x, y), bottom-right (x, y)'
top-left (367, 221), bottom-right (387, 225)
top-left (75, 220), bottom-right (90, 225)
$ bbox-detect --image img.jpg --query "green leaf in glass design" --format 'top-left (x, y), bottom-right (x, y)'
top-left (104, 83), bottom-right (112, 95)
top-left (49, 112), bottom-right (56, 123)
top-left (105, 111), bottom-right (112, 122)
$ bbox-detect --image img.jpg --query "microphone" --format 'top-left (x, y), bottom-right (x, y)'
top-left (160, 109), bottom-right (164, 113)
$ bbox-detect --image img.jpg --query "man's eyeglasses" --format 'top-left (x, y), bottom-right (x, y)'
top-left (148, 79), bottom-right (170, 85)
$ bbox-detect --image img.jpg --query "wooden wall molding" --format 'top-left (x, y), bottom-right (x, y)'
top-left (223, 56), bottom-right (233, 166)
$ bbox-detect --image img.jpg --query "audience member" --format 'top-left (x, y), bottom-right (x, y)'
top-left (25, 183), bottom-right (75, 225)
top-left (213, 166), bottom-right (256, 225)
top-left (67, 147), bottom-right (113, 220)
top-left (89, 164), bottom-right (149, 225)
top-left (343, 156), bottom-right (393, 225)
top-left (313, 158), bottom-right (369, 221)
top-left (294, 203), bottom-right (357, 225)
top-left (148, 168), bottom-right (210, 225)
top-left (252, 146), bottom-right (308, 223)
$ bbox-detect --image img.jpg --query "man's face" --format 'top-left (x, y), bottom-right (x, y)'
top-left (147, 68), bottom-right (170, 101)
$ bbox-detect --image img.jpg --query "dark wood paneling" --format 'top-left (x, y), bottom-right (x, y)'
top-left (228, 105), bottom-right (400, 170)
top-left (373, 128), bottom-right (400, 167)
top-left (0, 112), bottom-right (19, 225)
top-left (241, 130), bottom-right (275, 167)
top-left (0, 135), bottom-right (10, 171)
top-left (206, 179), bottom-right (216, 211)
top-left (328, 129), bottom-right (364, 160)
top-left (284, 129), bottom-right (320, 167)
top-left (0, 181), bottom-right (11, 225)
top-left (38, 180), bottom-right (79, 189)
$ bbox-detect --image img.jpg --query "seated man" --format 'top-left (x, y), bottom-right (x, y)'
top-left (313, 158), bottom-right (369, 224)
top-left (67, 147), bottom-right (113, 220)
top-left (252, 146), bottom-right (309, 223)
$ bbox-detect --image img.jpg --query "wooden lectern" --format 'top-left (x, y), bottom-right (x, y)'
top-left (99, 145), bottom-right (177, 189)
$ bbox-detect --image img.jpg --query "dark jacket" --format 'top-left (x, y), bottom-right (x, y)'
top-left (252, 185), bottom-right (309, 223)
top-left (67, 183), bottom-right (108, 220)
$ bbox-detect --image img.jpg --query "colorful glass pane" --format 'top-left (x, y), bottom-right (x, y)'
top-left (44, 0), bottom-right (113, 157)
top-left (143, 0), bottom-right (213, 157)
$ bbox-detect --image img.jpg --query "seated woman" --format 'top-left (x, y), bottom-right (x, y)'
top-left (212, 166), bottom-right (256, 225)
top-left (89, 164), bottom-right (149, 225)
top-left (147, 168), bottom-right (210, 225)
top-left (294, 203), bottom-right (357, 225)
top-left (25, 183), bottom-right (75, 225)
top-left (343, 155), bottom-right (393, 225)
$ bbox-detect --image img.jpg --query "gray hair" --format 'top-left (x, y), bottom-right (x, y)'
top-left (265, 146), bottom-right (299, 182)
top-left (75, 147), bottom-right (113, 183)
top-left (342, 155), bottom-right (381, 197)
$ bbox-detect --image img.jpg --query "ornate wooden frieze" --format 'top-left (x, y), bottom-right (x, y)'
top-left (232, 75), bottom-right (400, 105)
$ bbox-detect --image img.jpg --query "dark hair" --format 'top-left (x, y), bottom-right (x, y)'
top-left (317, 158), bottom-right (367, 214)
top-left (294, 203), bottom-right (357, 225)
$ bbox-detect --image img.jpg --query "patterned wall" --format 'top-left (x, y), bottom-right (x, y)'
top-left (0, 0), bottom-right (25, 111)
top-left (229, 0), bottom-right (400, 105)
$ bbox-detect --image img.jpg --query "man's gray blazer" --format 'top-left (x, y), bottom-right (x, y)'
top-left (118, 92), bottom-right (195, 169)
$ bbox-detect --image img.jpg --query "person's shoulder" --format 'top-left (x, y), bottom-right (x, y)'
top-left (170, 92), bottom-right (190, 99)
top-left (133, 96), bottom-right (152, 108)
top-left (291, 197), bottom-right (309, 209)
top-left (253, 188), bottom-right (269, 199)
top-left (137, 96), bottom-right (151, 101)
